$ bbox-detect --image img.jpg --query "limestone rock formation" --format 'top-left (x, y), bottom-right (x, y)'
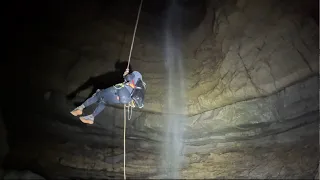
top-left (3, 170), bottom-right (45, 180)
top-left (3, 0), bottom-right (319, 179)
top-left (187, 0), bottom-right (318, 115)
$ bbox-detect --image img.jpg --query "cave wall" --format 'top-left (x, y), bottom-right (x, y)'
top-left (3, 0), bottom-right (319, 179)
top-left (10, 0), bottom-right (207, 113)
top-left (0, 110), bottom-right (9, 177)
top-left (186, 0), bottom-right (319, 115)
top-left (10, 79), bottom-right (318, 179)
top-left (12, 0), bottom-right (318, 115)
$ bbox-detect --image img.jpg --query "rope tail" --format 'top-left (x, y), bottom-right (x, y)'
top-left (123, 0), bottom-right (143, 179)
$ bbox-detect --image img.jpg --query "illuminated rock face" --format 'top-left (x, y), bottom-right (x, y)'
top-left (186, 0), bottom-right (318, 115)
top-left (3, 0), bottom-right (318, 179)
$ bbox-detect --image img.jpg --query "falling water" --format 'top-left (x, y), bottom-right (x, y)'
top-left (161, 1), bottom-right (186, 178)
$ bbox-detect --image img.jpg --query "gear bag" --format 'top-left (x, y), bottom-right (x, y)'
top-left (130, 78), bottom-right (146, 108)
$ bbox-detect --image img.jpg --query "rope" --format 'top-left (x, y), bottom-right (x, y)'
top-left (125, 0), bottom-right (144, 72)
top-left (123, 1), bottom-right (143, 178)
top-left (123, 102), bottom-right (134, 179)
top-left (125, 102), bottom-right (134, 120)
top-left (123, 104), bottom-right (127, 179)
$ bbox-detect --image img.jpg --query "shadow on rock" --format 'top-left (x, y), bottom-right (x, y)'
top-left (66, 60), bottom-right (133, 106)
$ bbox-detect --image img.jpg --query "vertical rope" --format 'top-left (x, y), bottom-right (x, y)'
top-left (126, 0), bottom-right (144, 70)
top-left (123, 0), bottom-right (143, 179)
top-left (129, 105), bottom-right (133, 120)
top-left (123, 105), bottom-right (127, 179)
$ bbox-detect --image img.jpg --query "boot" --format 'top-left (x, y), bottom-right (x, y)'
top-left (79, 114), bottom-right (94, 124)
top-left (70, 104), bottom-right (85, 116)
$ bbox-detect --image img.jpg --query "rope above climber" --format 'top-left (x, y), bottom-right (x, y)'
top-left (70, 70), bottom-right (146, 124)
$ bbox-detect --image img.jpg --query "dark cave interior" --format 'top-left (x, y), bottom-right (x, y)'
top-left (1, 0), bottom-right (319, 179)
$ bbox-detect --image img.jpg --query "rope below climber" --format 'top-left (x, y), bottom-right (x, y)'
top-left (121, 0), bottom-right (144, 179)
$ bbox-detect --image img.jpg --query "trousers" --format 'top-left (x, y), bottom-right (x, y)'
top-left (82, 85), bottom-right (132, 117)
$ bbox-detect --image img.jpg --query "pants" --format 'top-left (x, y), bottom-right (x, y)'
top-left (82, 86), bottom-right (132, 117)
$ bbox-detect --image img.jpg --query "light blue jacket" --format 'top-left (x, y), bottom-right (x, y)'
top-left (124, 71), bottom-right (143, 93)
top-left (116, 71), bottom-right (143, 104)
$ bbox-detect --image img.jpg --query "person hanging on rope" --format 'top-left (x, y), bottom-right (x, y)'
top-left (70, 70), bottom-right (146, 124)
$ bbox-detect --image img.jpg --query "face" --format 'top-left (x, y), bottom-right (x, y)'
top-left (129, 79), bottom-right (136, 88)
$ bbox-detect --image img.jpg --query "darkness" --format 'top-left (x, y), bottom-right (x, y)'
top-left (1, 0), bottom-right (319, 179)
top-left (2, 0), bottom-right (207, 178)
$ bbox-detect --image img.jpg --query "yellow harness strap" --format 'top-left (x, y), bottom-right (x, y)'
top-left (114, 83), bottom-right (125, 89)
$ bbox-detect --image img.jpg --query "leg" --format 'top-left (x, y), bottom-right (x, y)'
top-left (79, 102), bottom-right (105, 124)
top-left (82, 90), bottom-right (100, 107)
top-left (77, 86), bottom-right (121, 124)
top-left (78, 87), bottom-right (118, 124)
top-left (92, 103), bottom-right (106, 117)
top-left (70, 89), bottom-right (101, 116)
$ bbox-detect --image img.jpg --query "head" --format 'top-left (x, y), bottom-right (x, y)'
top-left (125, 71), bottom-right (143, 88)
top-left (129, 71), bottom-right (142, 84)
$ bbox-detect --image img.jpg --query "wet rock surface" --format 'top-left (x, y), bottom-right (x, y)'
top-left (4, 74), bottom-right (319, 179)
top-left (3, 0), bottom-right (319, 179)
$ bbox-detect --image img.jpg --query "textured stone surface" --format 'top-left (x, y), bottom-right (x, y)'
top-left (4, 72), bottom-right (318, 179)
top-left (4, 114), bottom-right (318, 179)
top-left (21, 0), bottom-right (318, 115)
top-left (186, 0), bottom-right (318, 115)
top-left (3, 0), bottom-right (319, 179)
top-left (3, 170), bottom-right (45, 180)
top-left (184, 75), bottom-right (318, 139)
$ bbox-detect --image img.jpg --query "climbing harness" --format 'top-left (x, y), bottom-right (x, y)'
top-left (123, 0), bottom-right (143, 179)
top-left (114, 83), bottom-right (125, 89)
top-left (125, 100), bottom-right (135, 121)
top-left (114, 80), bottom-right (135, 90)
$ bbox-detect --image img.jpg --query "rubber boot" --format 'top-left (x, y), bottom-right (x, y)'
top-left (70, 104), bottom-right (85, 116)
top-left (79, 114), bottom-right (94, 124)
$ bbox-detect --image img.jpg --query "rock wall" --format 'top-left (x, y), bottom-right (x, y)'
top-left (7, 60), bottom-right (317, 179)
top-left (186, 0), bottom-right (319, 115)
top-left (0, 110), bottom-right (9, 178)
top-left (16, 0), bottom-right (207, 114)
top-left (3, 170), bottom-right (45, 180)
top-left (17, 0), bottom-right (318, 115)
top-left (3, 0), bottom-right (319, 179)
top-left (6, 85), bottom-right (318, 179)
